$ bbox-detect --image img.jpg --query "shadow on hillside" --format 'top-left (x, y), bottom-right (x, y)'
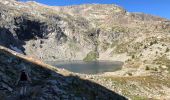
top-left (17, 65), bottom-right (128, 100)
top-left (0, 47), bottom-right (128, 100)
top-left (0, 27), bottom-right (26, 53)
top-left (62, 75), bottom-right (128, 100)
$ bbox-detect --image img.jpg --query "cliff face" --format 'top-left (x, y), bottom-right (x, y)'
top-left (1, 0), bottom-right (170, 62)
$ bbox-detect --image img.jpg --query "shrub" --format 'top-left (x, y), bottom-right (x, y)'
top-left (145, 66), bottom-right (150, 70)
top-left (154, 67), bottom-right (158, 71)
top-left (156, 51), bottom-right (158, 54)
top-left (165, 48), bottom-right (169, 53)
top-left (127, 72), bottom-right (132, 76)
top-left (144, 45), bottom-right (147, 49)
top-left (140, 54), bottom-right (142, 57)
top-left (149, 40), bottom-right (157, 46)
top-left (132, 55), bottom-right (135, 59)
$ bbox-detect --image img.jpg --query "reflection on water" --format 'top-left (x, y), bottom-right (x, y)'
top-left (46, 61), bottom-right (123, 74)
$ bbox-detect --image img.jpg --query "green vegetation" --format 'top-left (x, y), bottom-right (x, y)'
top-left (131, 42), bottom-right (143, 51)
top-left (111, 40), bottom-right (119, 48)
top-left (154, 55), bottom-right (170, 72)
top-left (104, 75), bottom-right (170, 99)
top-left (149, 40), bottom-right (158, 46)
top-left (160, 37), bottom-right (170, 43)
top-left (145, 66), bottom-right (159, 71)
top-left (131, 55), bottom-right (135, 59)
top-left (114, 42), bottom-right (129, 53)
top-left (153, 67), bottom-right (158, 71)
top-left (68, 42), bottom-right (80, 51)
top-left (145, 66), bottom-right (150, 70)
top-left (127, 72), bottom-right (132, 76)
top-left (83, 51), bottom-right (99, 62)
top-left (111, 26), bottom-right (129, 33)
top-left (165, 47), bottom-right (169, 53)
top-left (131, 96), bottom-right (148, 100)
top-left (114, 39), bottom-right (134, 54)
top-left (101, 41), bottom-right (110, 51)
top-left (110, 75), bottom-right (170, 87)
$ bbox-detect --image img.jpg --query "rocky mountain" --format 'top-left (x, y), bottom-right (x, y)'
top-left (1, 0), bottom-right (170, 62)
top-left (1, 0), bottom-right (170, 99)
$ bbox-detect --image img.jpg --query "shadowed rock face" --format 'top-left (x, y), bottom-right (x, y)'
top-left (0, 46), bottom-right (127, 100)
top-left (0, 27), bottom-right (16, 47)
top-left (14, 16), bottom-right (47, 40)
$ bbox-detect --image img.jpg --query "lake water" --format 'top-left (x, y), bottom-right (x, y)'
top-left (46, 61), bottom-right (123, 74)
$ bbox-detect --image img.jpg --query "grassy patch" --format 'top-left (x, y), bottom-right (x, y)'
top-left (100, 41), bottom-right (110, 51)
top-left (131, 96), bottom-right (148, 100)
top-left (111, 40), bottom-right (119, 48)
top-left (165, 47), bottom-right (170, 53)
top-left (114, 39), bottom-right (134, 54)
top-left (111, 26), bottom-right (129, 33)
top-left (105, 75), bottom-right (170, 88)
top-left (68, 42), bottom-right (80, 51)
top-left (154, 55), bottom-right (170, 72)
top-left (160, 37), bottom-right (170, 43)
top-left (103, 75), bottom-right (170, 99)
top-left (83, 51), bottom-right (99, 62)
top-left (114, 42), bottom-right (129, 53)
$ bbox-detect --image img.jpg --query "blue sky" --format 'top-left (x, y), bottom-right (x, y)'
top-left (21, 0), bottom-right (170, 19)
